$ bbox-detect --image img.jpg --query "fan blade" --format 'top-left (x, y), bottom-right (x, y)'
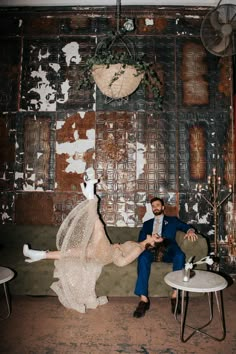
top-left (210, 10), bottom-right (223, 31)
top-left (211, 35), bottom-right (230, 53)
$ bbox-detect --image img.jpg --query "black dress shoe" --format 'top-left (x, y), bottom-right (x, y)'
top-left (171, 298), bottom-right (181, 315)
top-left (133, 300), bottom-right (150, 318)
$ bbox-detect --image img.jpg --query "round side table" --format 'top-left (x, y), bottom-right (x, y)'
top-left (164, 269), bottom-right (227, 342)
top-left (0, 266), bottom-right (15, 320)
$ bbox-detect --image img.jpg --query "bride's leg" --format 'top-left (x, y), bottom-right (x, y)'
top-left (112, 236), bottom-right (155, 267)
top-left (23, 244), bottom-right (61, 263)
top-left (45, 251), bottom-right (60, 260)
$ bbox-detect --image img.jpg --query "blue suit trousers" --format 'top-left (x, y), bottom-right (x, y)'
top-left (134, 242), bottom-right (185, 297)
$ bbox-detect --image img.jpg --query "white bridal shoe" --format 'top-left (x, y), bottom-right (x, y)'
top-left (23, 244), bottom-right (46, 263)
top-left (80, 168), bottom-right (98, 200)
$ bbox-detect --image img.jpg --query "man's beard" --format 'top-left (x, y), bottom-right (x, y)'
top-left (153, 209), bottom-right (163, 216)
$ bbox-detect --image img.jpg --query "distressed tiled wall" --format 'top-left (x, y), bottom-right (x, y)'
top-left (0, 6), bottom-right (235, 271)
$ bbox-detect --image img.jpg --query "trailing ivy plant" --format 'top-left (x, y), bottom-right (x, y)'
top-left (78, 33), bottom-right (163, 108)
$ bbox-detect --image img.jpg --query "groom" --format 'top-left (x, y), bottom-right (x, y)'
top-left (133, 197), bottom-right (198, 318)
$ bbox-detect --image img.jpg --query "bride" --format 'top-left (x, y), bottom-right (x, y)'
top-left (23, 169), bottom-right (157, 313)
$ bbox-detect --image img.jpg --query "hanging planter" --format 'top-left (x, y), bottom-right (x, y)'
top-left (78, 0), bottom-right (162, 106)
top-left (91, 63), bottom-right (144, 99)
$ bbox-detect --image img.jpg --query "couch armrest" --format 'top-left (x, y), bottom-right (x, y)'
top-left (176, 231), bottom-right (208, 267)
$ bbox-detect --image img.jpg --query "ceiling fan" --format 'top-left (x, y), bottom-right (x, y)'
top-left (200, 1), bottom-right (236, 56)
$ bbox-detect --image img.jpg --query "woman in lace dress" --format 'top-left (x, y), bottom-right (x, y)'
top-left (23, 173), bottom-right (157, 313)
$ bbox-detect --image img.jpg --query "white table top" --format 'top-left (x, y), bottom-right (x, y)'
top-left (0, 266), bottom-right (15, 285)
top-left (164, 270), bottom-right (228, 293)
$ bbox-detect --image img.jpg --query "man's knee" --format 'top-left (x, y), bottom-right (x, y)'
top-left (173, 252), bottom-right (185, 268)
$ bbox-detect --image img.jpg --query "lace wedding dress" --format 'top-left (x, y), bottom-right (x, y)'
top-left (51, 197), bottom-right (143, 313)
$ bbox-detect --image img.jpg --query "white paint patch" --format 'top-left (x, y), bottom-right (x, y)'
top-left (62, 42), bottom-right (81, 67)
top-left (79, 112), bottom-right (86, 119)
top-left (0, 172), bottom-right (6, 180)
top-left (197, 212), bottom-right (210, 224)
top-left (143, 202), bottom-right (154, 222)
top-left (29, 65), bottom-right (57, 111)
top-left (2, 212), bottom-right (10, 221)
top-left (57, 79), bottom-right (71, 104)
top-left (26, 164), bottom-right (33, 171)
top-left (192, 202), bottom-right (198, 212)
top-left (116, 212), bottom-right (135, 227)
top-left (15, 172), bottom-right (24, 179)
top-left (73, 130), bottom-right (79, 140)
top-left (145, 18), bottom-right (154, 26)
top-left (56, 128), bottom-right (95, 174)
top-left (185, 15), bottom-right (200, 18)
top-left (166, 193), bottom-right (176, 204)
top-left (65, 157), bottom-right (86, 173)
top-left (37, 152), bottom-right (43, 159)
top-left (49, 63), bottom-right (60, 72)
top-left (56, 121), bottom-right (65, 129)
top-left (137, 192), bottom-right (147, 203)
top-left (23, 183), bottom-right (35, 191)
top-left (38, 49), bottom-right (50, 61)
top-left (136, 142), bottom-right (146, 179)
top-left (28, 173), bottom-right (36, 181)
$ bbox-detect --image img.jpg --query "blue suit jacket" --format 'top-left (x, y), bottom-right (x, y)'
top-left (138, 216), bottom-right (192, 244)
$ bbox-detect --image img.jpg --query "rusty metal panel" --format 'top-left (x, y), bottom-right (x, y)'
top-left (23, 15), bottom-right (60, 35)
top-left (180, 41), bottom-right (209, 106)
top-left (136, 16), bottom-right (176, 35)
top-left (14, 113), bottom-right (56, 191)
top-left (55, 111), bottom-right (95, 191)
top-left (95, 111), bottom-right (177, 226)
top-left (179, 111), bottom-right (231, 191)
top-left (0, 114), bottom-right (16, 191)
top-left (60, 15), bottom-right (114, 35)
top-left (177, 38), bottom-right (231, 111)
top-left (15, 192), bottom-right (54, 224)
top-left (0, 15), bottom-right (22, 36)
top-left (0, 38), bottom-right (21, 112)
top-left (189, 125), bottom-right (207, 180)
top-left (52, 192), bottom-right (84, 225)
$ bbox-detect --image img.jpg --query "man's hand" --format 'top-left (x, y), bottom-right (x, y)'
top-left (184, 229), bottom-right (198, 242)
top-left (152, 233), bottom-right (164, 243)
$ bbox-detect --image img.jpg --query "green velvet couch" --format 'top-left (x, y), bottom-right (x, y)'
top-left (0, 225), bottom-right (208, 297)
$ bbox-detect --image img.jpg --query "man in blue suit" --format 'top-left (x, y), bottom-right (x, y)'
top-left (133, 197), bottom-right (198, 318)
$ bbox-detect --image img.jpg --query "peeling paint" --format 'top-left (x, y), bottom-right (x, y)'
top-left (2, 212), bottom-right (10, 221)
top-left (185, 15), bottom-right (200, 18)
top-left (57, 79), bottom-right (71, 104)
top-left (56, 121), bottom-right (65, 129)
top-left (29, 65), bottom-right (57, 111)
top-left (56, 127), bottom-right (95, 174)
top-left (79, 112), bottom-right (86, 119)
top-left (136, 142), bottom-right (146, 179)
top-left (62, 42), bottom-right (81, 67)
top-left (145, 18), bottom-right (154, 26)
top-left (143, 202), bottom-right (154, 222)
top-left (38, 49), bottom-right (50, 61)
top-left (49, 63), bottom-right (60, 72)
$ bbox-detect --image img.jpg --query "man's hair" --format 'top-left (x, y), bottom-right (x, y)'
top-left (150, 197), bottom-right (165, 206)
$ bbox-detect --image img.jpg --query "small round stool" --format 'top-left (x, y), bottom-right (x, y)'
top-left (0, 266), bottom-right (15, 319)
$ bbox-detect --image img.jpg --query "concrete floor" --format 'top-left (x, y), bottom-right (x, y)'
top-left (0, 280), bottom-right (236, 354)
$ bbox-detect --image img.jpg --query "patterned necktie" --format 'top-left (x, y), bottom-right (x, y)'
top-left (153, 218), bottom-right (161, 235)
